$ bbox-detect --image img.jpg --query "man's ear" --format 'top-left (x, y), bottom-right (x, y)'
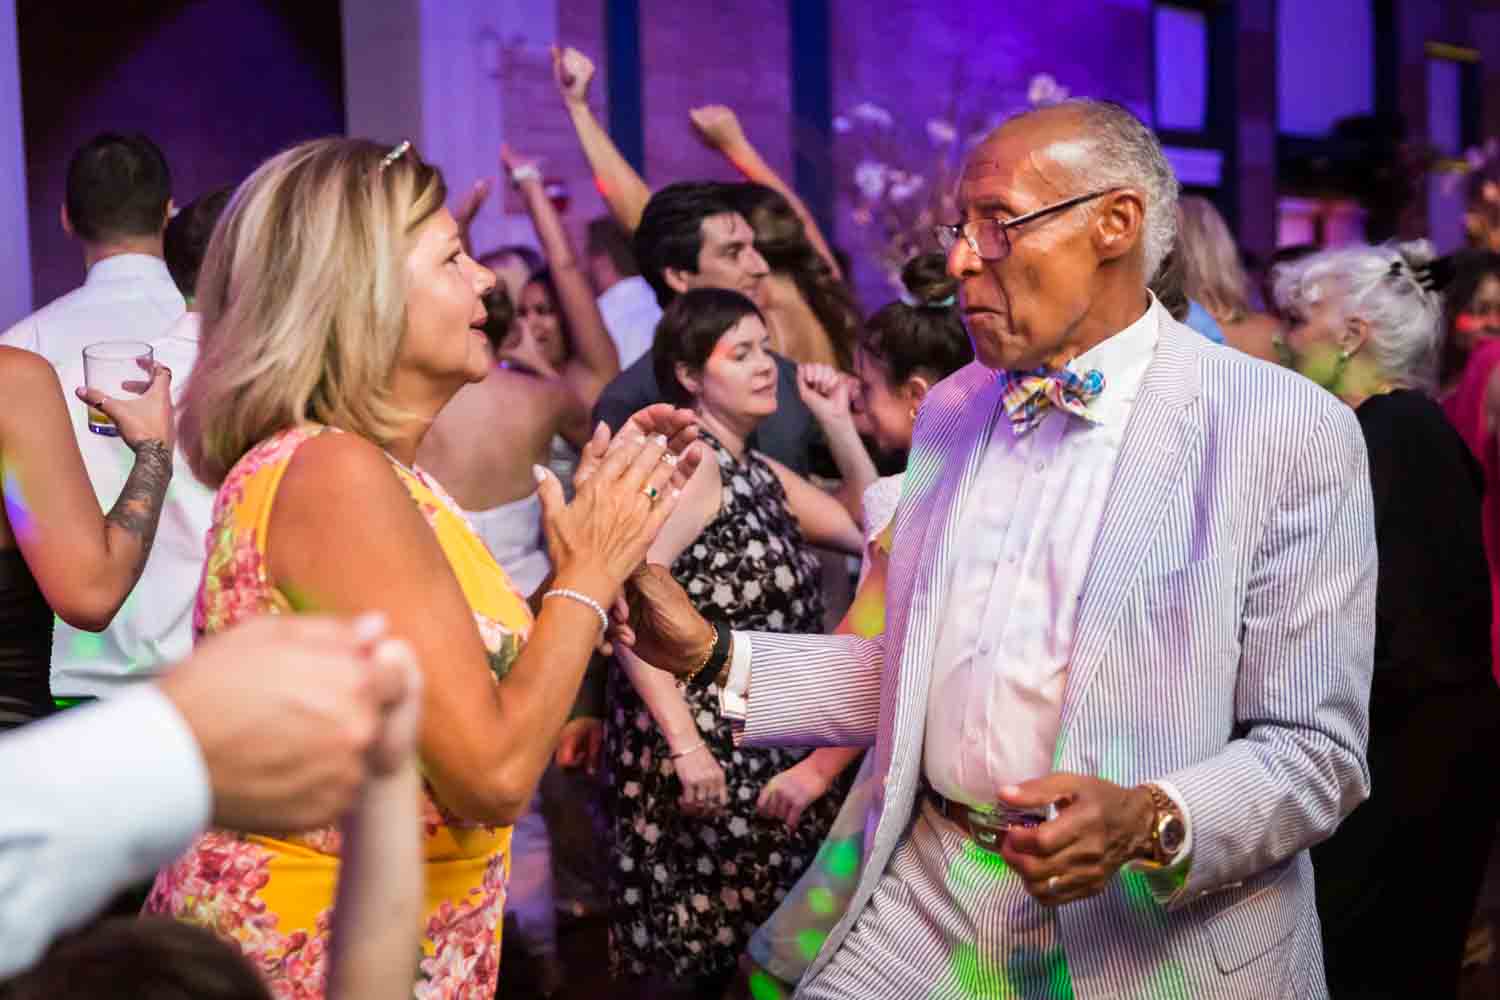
top-left (60, 202), bottom-right (73, 238)
top-left (1093, 188), bottom-right (1145, 264)
top-left (162, 198), bottom-right (177, 231)
top-left (664, 266), bottom-right (693, 295)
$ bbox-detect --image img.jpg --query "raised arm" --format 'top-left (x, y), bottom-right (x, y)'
top-left (762, 453), bottom-right (863, 555)
top-left (690, 104), bottom-right (843, 280)
top-left (326, 638), bottom-right (424, 1000)
top-left (501, 145), bottom-right (619, 418)
top-left (554, 45), bottom-right (652, 233)
top-left (797, 363), bottom-right (878, 520)
top-left (0, 347), bottom-right (174, 631)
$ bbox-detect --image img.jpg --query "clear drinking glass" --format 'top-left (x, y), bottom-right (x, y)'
top-left (82, 341), bottom-right (153, 437)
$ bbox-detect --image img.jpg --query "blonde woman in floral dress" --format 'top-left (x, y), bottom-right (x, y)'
top-left (143, 137), bottom-right (701, 999)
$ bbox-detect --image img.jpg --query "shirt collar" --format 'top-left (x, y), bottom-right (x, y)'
top-left (84, 253), bottom-right (174, 286)
top-left (1060, 293), bottom-right (1162, 426)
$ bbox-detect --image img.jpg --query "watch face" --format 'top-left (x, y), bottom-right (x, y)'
top-left (1160, 815), bottom-right (1186, 855)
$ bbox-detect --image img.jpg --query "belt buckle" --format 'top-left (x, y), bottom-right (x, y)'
top-left (964, 803), bottom-right (1055, 854)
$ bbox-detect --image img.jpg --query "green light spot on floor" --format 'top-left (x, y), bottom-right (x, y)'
top-left (795, 928), bottom-right (827, 961)
top-left (748, 970), bottom-right (788, 1000)
top-left (807, 886), bottom-right (836, 915)
top-left (69, 630), bottom-right (105, 659)
top-left (824, 837), bottom-right (860, 879)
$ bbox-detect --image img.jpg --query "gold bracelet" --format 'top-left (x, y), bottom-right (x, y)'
top-left (690, 622), bottom-right (719, 675)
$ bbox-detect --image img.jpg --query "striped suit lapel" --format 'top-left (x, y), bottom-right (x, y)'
top-left (878, 369), bottom-right (1004, 788)
top-left (1061, 322), bottom-right (1204, 729)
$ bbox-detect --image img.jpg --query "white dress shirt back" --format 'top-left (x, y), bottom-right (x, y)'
top-left (924, 299), bottom-right (1161, 809)
top-left (0, 254), bottom-right (184, 368)
top-left (51, 312), bottom-right (214, 698)
top-left (596, 274), bottom-right (662, 368)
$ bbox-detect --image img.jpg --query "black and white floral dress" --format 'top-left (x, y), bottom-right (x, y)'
top-left (604, 430), bottom-right (842, 983)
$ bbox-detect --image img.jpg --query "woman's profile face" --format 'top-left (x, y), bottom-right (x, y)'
top-left (399, 207), bottom-right (497, 390)
top-left (1282, 293), bottom-right (1354, 389)
top-left (516, 280), bottom-right (566, 369)
top-left (854, 349), bottom-right (914, 454)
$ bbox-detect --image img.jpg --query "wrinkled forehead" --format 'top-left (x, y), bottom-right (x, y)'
top-left (957, 119), bottom-right (1093, 216)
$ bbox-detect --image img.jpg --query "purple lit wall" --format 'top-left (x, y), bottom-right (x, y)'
top-left (18, 1), bottom-right (343, 307)
top-left (828, 0), bottom-right (1152, 306)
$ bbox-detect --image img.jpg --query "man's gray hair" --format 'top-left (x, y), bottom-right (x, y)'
top-left (1005, 98), bottom-right (1180, 281)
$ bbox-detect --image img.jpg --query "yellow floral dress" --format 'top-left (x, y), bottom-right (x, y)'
top-left (144, 424), bottom-right (533, 1000)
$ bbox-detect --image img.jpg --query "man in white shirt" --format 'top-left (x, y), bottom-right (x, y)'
top-left (585, 215), bottom-right (661, 367)
top-left (0, 613), bottom-right (418, 979)
top-left (50, 190), bottom-right (229, 703)
top-left (622, 100), bottom-right (1375, 999)
top-left (1, 132), bottom-right (184, 368)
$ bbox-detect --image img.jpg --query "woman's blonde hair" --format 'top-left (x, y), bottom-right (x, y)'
top-left (179, 138), bottom-right (447, 486)
top-left (1176, 195), bottom-right (1251, 324)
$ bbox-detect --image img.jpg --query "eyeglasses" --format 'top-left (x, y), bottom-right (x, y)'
top-left (933, 188), bottom-right (1122, 261)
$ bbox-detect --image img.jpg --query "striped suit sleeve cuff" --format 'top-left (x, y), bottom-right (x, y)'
top-left (717, 631), bottom-right (754, 722)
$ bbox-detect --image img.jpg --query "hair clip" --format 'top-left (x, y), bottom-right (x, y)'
top-left (379, 140), bottom-right (412, 173)
top-left (899, 291), bottom-right (957, 310)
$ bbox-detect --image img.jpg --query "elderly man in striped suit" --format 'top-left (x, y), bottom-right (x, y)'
top-left (624, 99), bottom-right (1375, 999)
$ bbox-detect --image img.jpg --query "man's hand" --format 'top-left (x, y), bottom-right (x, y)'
top-left (995, 774), bottom-right (1156, 907)
top-left (688, 105), bottom-right (749, 153)
top-left (621, 563), bottom-right (715, 677)
top-left (160, 613), bottom-right (416, 834)
top-left (552, 45), bottom-right (596, 107)
top-left (555, 716), bottom-right (604, 774)
top-left (756, 758), bottom-right (832, 829)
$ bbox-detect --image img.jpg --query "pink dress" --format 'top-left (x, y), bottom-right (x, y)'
top-left (1443, 338), bottom-right (1500, 681)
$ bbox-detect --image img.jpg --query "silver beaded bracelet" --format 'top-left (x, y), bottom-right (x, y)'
top-left (542, 588), bottom-right (608, 639)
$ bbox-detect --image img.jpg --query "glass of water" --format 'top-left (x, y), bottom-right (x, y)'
top-left (82, 341), bottom-right (154, 437)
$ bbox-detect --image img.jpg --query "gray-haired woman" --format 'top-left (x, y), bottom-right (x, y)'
top-left (1276, 240), bottom-right (1500, 999)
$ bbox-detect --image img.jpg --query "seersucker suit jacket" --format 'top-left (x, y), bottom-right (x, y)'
top-left (741, 314), bottom-right (1377, 998)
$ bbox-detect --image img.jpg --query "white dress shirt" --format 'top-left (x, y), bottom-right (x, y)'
top-left (922, 301), bottom-right (1158, 807)
top-left (51, 312), bottom-right (214, 698)
top-left (596, 275), bottom-right (662, 368)
top-left (724, 297), bottom-right (1191, 848)
top-left (0, 254), bottom-right (184, 368)
top-left (0, 687), bottom-right (210, 977)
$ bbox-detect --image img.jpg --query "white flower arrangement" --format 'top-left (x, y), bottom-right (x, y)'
top-left (838, 73), bottom-right (1071, 293)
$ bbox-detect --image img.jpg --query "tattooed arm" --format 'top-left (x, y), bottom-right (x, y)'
top-left (0, 347), bottom-right (175, 631)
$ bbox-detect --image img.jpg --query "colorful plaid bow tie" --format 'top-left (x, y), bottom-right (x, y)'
top-left (1000, 367), bottom-right (1106, 436)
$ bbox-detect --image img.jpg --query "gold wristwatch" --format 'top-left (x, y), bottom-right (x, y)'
top-left (1140, 783), bottom-right (1187, 867)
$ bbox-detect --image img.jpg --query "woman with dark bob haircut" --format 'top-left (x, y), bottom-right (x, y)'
top-left (604, 287), bottom-right (862, 993)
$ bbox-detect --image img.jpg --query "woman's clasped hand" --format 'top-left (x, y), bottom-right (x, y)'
top-left (537, 404), bottom-right (702, 605)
